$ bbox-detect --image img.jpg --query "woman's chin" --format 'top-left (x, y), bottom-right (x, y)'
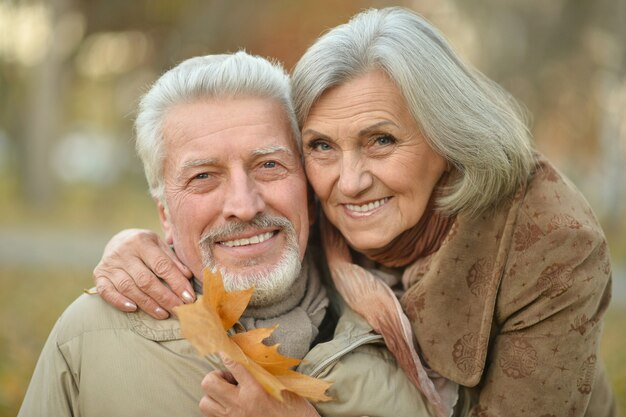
top-left (345, 233), bottom-right (392, 253)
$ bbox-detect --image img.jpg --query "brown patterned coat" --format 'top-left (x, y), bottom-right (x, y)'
top-left (400, 156), bottom-right (615, 416)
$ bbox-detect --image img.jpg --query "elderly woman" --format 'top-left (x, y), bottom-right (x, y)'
top-left (94, 7), bottom-right (615, 417)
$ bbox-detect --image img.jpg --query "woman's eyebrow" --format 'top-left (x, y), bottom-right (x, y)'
top-left (302, 121), bottom-right (397, 139)
top-left (301, 128), bottom-right (326, 138)
top-left (358, 121), bottom-right (397, 136)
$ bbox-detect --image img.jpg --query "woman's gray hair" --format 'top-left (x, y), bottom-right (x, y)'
top-left (135, 51), bottom-right (299, 203)
top-left (292, 7), bottom-right (535, 216)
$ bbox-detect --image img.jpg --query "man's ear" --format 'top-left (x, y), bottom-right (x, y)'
top-left (157, 200), bottom-right (174, 245)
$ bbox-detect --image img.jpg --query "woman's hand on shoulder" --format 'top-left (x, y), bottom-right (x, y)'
top-left (92, 228), bottom-right (195, 319)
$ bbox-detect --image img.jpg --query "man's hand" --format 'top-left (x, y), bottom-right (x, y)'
top-left (199, 354), bottom-right (320, 417)
top-left (93, 229), bottom-right (195, 319)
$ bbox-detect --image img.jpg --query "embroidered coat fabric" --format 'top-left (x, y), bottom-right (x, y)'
top-left (400, 156), bottom-right (615, 416)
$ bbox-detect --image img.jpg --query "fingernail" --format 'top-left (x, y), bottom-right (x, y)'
top-left (124, 301), bottom-right (137, 311)
top-left (155, 307), bottom-right (169, 319)
top-left (181, 290), bottom-right (194, 303)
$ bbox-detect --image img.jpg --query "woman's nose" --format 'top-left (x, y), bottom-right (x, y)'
top-left (337, 153), bottom-right (373, 197)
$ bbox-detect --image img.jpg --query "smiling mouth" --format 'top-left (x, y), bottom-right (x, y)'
top-left (219, 231), bottom-right (276, 248)
top-left (344, 197), bottom-right (390, 214)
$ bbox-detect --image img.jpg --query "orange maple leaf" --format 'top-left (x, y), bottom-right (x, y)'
top-left (174, 269), bottom-right (333, 402)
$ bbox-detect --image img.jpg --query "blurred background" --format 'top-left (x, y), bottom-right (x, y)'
top-left (0, 0), bottom-right (624, 415)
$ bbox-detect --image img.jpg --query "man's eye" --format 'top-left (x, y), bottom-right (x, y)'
top-left (194, 173), bottom-right (209, 180)
top-left (256, 159), bottom-right (288, 181)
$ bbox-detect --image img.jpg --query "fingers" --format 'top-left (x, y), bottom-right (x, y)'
top-left (199, 370), bottom-right (239, 416)
top-left (125, 259), bottom-right (182, 316)
top-left (148, 238), bottom-right (195, 304)
top-left (198, 395), bottom-right (226, 417)
top-left (109, 268), bottom-right (170, 319)
top-left (201, 370), bottom-right (238, 395)
top-left (120, 230), bottom-right (195, 310)
top-left (199, 358), bottom-right (319, 417)
top-left (219, 353), bottom-right (255, 387)
top-left (93, 229), bottom-right (194, 319)
top-left (94, 263), bottom-right (169, 319)
top-left (130, 232), bottom-right (195, 311)
top-left (94, 276), bottom-right (137, 312)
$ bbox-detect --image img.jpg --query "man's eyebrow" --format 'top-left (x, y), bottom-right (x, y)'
top-left (250, 145), bottom-right (293, 157)
top-left (176, 158), bottom-right (218, 182)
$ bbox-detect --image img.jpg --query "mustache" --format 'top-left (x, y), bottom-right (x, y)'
top-left (198, 213), bottom-right (294, 247)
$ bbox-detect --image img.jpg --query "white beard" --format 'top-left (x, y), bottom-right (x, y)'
top-left (216, 244), bottom-right (301, 307)
top-left (199, 214), bottom-right (302, 307)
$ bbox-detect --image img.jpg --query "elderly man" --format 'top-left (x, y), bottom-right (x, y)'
top-left (18, 52), bottom-right (428, 417)
top-left (18, 51), bottom-right (323, 417)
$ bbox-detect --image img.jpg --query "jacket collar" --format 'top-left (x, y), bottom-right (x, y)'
top-left (128, 309), bottom-right (183, 341)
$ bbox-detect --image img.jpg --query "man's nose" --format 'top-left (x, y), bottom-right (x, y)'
top-left (337, 152), bottom-right (373, 197)
top-left (222, 171), bottom-right (265, 221)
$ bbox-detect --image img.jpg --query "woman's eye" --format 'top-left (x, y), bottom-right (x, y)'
top-left (309, 140), bottom-right (332, 151)
top-left (374, 134), bottom-right (396, 146)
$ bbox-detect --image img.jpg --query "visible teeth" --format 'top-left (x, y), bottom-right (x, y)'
top-left (346, 198), bottom-right (389, 213)
top-left (222, 232), bottom-right (274, 247)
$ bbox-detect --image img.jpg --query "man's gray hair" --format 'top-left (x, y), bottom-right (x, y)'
top-left (135, 51), bottom-right (300, 203)
top-left (292, 7), bottom-right (535, 216)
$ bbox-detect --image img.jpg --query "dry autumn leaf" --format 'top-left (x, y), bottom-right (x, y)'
top-left (174, 269), bottom-right (332, 402)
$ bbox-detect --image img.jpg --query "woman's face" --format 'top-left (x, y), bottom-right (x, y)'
top-left (301, 70), bottom-right (447, 252)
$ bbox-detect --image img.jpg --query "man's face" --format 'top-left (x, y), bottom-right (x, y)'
top-left (157, 97), bottom-right (309, 306)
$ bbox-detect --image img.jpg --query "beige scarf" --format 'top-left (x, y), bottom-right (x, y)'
top-left (196, 253), bottom-right (329, 360)
top-left (241, 254), bottom-right (328, 359)
top-left (320, 191), bottom-right (458, 417)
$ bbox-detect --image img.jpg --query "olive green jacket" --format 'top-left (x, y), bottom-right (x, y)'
top-left (18, 287), bottom-right (431, 417)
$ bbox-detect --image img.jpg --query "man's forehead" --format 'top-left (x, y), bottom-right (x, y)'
top-left (163, 97), bottom-right (295, 144)
top-left (179, 144), bottom-right (294, 169)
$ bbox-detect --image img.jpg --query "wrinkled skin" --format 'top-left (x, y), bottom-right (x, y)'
top-left (93, 228), bottom-right (194, 319)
